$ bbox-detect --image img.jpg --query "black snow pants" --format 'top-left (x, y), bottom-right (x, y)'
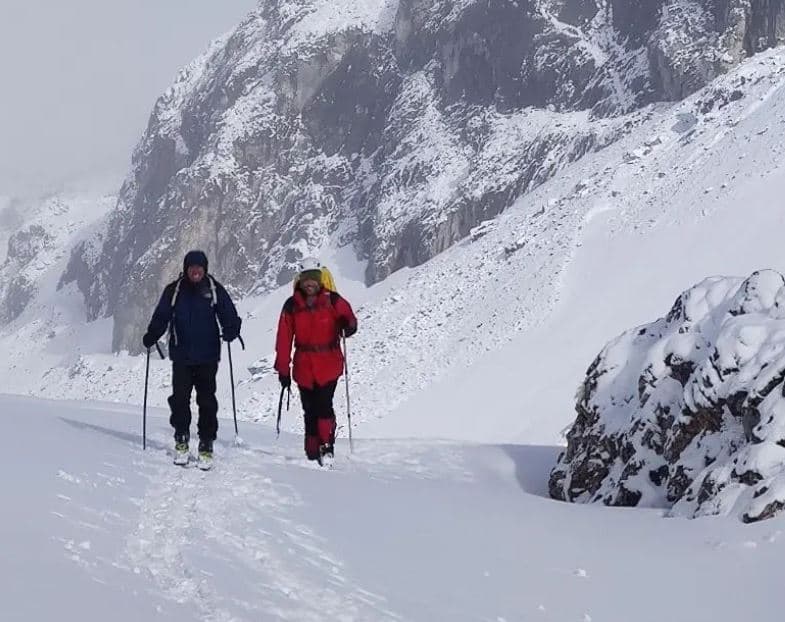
top-left (299, 381), bottom-right (338, 460)
top-left (168, 362), bottom-right (219, 441)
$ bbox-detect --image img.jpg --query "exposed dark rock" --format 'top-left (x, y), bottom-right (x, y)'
top-left (7, 225), bottom-right (52, 266)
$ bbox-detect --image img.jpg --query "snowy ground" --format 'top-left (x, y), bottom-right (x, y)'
top-left (6, 394), bottom-right (784, 622)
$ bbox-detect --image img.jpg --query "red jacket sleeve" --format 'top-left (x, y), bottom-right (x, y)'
top-left (274, 302), bottom-right (295, 376)
top-left (334, 295), bottom-right (357, 333)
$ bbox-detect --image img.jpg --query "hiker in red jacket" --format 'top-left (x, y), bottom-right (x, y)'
top-left (274, 258), bottom-right (357, 466)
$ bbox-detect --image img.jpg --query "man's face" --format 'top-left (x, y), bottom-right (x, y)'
top-left (300, 278), bottom-right (320, 296)
top-left (187, 265), bottom-right (205, 283)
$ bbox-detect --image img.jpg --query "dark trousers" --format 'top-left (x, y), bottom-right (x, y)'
top-left (299, 381), bottom-right (337, 459)
top-left (168, 362), bottom-right (219, 441)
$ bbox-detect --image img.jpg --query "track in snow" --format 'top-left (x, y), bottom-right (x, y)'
top-left (127, 433), bottom-right (404, 622)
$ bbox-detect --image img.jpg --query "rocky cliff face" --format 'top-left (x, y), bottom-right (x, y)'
top-left (60, 0), bottom-right (785, 352)
top-left (550, 270), bottom-right (785, 523)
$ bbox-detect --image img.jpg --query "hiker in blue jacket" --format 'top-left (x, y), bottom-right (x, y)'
top-left (142, 250), bottom-right (241, 463)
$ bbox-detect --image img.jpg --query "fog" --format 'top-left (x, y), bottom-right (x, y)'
top-left (0, 0), bottom-right (257, 198)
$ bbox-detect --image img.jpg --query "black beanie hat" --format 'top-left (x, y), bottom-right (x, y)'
top-left (183, 250), bottom-right (208, 273)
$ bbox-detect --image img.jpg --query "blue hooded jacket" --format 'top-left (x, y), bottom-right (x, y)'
top-left (146, 251), bottom-right (241, 365)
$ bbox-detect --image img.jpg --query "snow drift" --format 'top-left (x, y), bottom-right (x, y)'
top-left (8, 394), bottom-right (785, 622)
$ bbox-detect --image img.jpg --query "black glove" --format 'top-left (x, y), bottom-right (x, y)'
top-left (279, 375), bottom-right (291, 389)
top-left (222, 318), bottom-right (242, 342)
top-left (142, 332), bottom-right (157, 349)
top-left (342, 323), bottom-right (357, 338)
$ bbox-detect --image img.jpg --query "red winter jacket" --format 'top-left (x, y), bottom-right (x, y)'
top-left (275, 288), bottom-right (357, 388)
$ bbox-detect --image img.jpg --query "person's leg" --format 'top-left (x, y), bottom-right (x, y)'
top-left (168, 363), bottom-right (194, 443)
top-left (299, 384), bottom-right (320, 460)
top-left (315, 381), bottom-right (338, 456)
top-left (194, 363), bottom-right (219, 449)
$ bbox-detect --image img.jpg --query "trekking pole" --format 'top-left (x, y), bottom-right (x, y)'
top-left (276, 385), bottom-right (291, 437)
top-left (227, 341), bottom-right (239, 438)
top-left (143, 347), bottom-right (150, 450)
top-left (342, 334), bottom-right (354, 453)
top-left (277, 386), bottom-right (285, 437)
top-left (142, 343), bottom-right (166, 450)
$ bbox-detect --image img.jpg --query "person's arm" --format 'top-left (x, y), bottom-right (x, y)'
top-left (215, 282), bottom-right (242, 341)
top-left (143, 284), bottom-right (175, 346)
top-left (333, 294), bottom-right (357, 337)
top-left (274, 299), bottom-right (295, 379)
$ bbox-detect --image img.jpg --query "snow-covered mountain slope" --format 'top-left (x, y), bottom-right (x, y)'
top-left (7, 394), bottom-right (785, 621)
top-left (0, 193), bottom-right (113, 324)
top-left (0, 191), bottom-right (114, 381)
top-left (374, 46), bottom-right (785, 445)
top-left (4, 47), bottom-right (785, 450)
top-left (61, 0), bottom-right (785, 353)
top-left (551, 270), bottom-right (785, 522)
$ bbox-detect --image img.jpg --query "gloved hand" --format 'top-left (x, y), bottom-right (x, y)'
top-left (279, 375), bottom-right (291, 389)
top-left (342, 323), bottom-right (357, 338)
top-left (222, 319), bottom-right (241, 342)
top-left (223, 317), bottom-right (243, 342)
top-left (142, 332), bottom-right (157, 349)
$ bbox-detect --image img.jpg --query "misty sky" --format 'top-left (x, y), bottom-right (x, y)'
top-left (0, 0), bottom-right (257, 197)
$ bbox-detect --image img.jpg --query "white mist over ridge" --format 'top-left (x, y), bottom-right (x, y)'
top-left (0, 0), bottom-right (256, 197)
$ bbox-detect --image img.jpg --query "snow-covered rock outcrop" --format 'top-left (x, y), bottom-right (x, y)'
top-left (550, 270), bottom-right (785, 522)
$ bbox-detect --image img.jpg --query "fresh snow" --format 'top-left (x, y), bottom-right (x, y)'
top-left (5, 395), bottom-right (785, 621)
top-left (283, 0), bottom-right (400, 51)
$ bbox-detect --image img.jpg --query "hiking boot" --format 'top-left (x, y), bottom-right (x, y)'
top-left (173, 432), bottom-right (189, 465)
top-left (319, 443), bottom-right (334, 469)
top-left (197, 439), bottom-right (214, 471)
top-left (198, 439), bottom-right (213, 456)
